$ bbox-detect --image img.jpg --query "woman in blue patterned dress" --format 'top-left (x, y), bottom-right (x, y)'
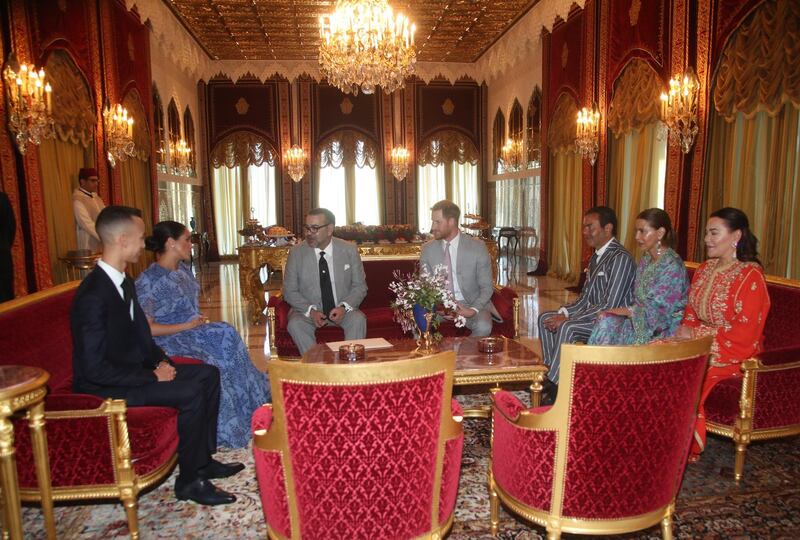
top-left (135, 221), bottom-right (270, 448)
top-left (588, 208), bottom-right (688, 345)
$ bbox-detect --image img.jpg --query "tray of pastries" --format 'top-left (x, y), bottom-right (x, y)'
top-left (264, 226), bottom-right (295, 238)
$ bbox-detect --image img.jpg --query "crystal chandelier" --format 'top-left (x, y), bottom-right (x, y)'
top-left (103, 104), bottom-right (134, 168)
top-left (575, 106), bottom-right (600, 165)
top-left (3, 61), bottom-right (54, 154)
top-left (659, 68), bottom-right (699, 154)
top-left (284, 144), bottom-right (307, 182)
top-left (319, 0), bottom-right (416, 95)
top-left (389, 146), bottom-right (409, 181)
top-left (171, 139), bottom-right (192, 176)
top-left (500, 138), bottom-right (524, 172)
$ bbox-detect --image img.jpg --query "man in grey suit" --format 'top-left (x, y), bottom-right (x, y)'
top-left (283, 208), bottom-right (368, 355)
top-left (538, 206), bottom-right (635, 400)
top-left (420, 200), bottom-right (498, 337)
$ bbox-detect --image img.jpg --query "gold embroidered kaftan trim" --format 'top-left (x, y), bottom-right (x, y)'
top-left (714, 0), bottom-right (800, 121)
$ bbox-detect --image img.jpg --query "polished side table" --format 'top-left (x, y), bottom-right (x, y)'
top-left (0, 366), bottom-right (55, 539)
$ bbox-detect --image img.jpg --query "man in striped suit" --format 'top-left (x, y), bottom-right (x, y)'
top-left (538, 206), bottom-right (635, 399)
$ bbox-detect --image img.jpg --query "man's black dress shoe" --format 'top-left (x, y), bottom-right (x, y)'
top-left (175, 478), bottom-right (236, 506)
top-left (198, 459), bottom-right (245, 480)
top-left (540, 379), bottom-right (558, 406)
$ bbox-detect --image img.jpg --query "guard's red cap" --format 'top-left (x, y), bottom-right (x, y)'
top-left (78, 168), bottom-right (98, 180)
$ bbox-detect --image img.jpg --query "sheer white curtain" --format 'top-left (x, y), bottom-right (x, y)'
top-left (416, 161), bottom-right (478, 233)
top-left (248, 163), bottom-right (278, 226)
top-left (212, 166), bottom-right (243, 256)
top-left (319, 165), bottom-right (347, 224)
top-left (354, 164), bottom-right (380, 224)
top-left (318, 162), bottom-right (380, 225)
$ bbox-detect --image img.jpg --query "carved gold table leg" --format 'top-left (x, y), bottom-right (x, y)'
top-left (0, 416), bottom-right (22, 540)
top-left (27, 402), bottom-right (55, 539)
top-left (530, 371), bottom-right (544, 408)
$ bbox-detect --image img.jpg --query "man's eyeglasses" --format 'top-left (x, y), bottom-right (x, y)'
top-left (303, 223), bottom-right (330, 233)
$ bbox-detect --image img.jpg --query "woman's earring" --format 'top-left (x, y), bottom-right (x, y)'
top-left (656, 239), bottom-right (663, 257)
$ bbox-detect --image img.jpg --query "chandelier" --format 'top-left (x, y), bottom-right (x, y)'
top-left (3, 62), bottom-right (54, 154)
top-left (575, 106), bottom-right (600, 165)
top-left (389, 146), bottom-right (409, 181)
top-left (500, 138), bottom-right (524, 172)
top-left (284, 144), bottom-right (307, 182)
top-left (171, 139), bottom-right (192, 176)
top-left (659, 69), bottom-right (699, 154)
top-left (103, 104), bottom-right (135, 168)
top-left (319, 0), bottom-right (416, 95)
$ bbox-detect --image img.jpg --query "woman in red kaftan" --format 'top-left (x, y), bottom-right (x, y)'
top-left (677, 207), bottom-right (770, 460)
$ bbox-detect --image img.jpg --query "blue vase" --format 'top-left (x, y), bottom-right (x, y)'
top-left (413, 304), bottom-right (429, 333)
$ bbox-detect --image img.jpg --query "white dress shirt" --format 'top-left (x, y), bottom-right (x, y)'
top-left (558, 237), bottom-right (617, 318)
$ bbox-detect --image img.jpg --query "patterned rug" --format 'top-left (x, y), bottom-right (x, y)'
top-left (22, 392), bottom-right (800, 539)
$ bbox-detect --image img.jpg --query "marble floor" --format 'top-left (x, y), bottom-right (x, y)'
top-left (194, 254), bottom-right (575, 371)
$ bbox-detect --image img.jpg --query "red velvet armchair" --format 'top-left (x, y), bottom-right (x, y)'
top-left (489, 337), bottom-right (712, 539)
top-left (0, 282), bottom-right (198, 539)
top-left (251, 351), bottom-right (464, 539)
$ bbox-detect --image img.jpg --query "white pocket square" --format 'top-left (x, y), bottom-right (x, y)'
top-left (344, 264), bottom-right (351, 271)
top-left (597, 271), bottom-right (605, 276)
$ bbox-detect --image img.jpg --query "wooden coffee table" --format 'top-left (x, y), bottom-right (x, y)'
top-left (302, 336), bottom-right (547, 417)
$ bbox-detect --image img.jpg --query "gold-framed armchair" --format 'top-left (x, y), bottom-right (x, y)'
top-left (251, 352), bottom-right (464, 539)
top-left (488, 337), bottom-right (713, 539)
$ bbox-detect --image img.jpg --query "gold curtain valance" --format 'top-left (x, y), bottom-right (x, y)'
top-left (318, 130), bottom-right (378, 169)
top-left (211, 131), bottom-right (276, 169)
top-left (607, 58), bottom-right (663, 137)
top-left (548, 93), bottom-right (579, 154)
top-left (418, 130), bottom-right (479, 167)
top-left (122, 90), bottom-right (151, 161)
top-left (714, 0), bottom-right (800, 121)
top-left (45, 50), bottom-right (95, 148)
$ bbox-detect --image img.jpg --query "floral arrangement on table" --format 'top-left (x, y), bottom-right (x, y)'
top-left (334, 224), bottom-right (417, 243)
top-left (389, 264), bottom-right (466, 342)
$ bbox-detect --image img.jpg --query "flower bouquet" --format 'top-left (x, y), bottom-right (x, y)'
top-left (389, 264), bottom-right (466, 352)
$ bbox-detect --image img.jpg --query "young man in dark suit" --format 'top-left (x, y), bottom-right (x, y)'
top-left (70, 206), bottom-right (242, 505)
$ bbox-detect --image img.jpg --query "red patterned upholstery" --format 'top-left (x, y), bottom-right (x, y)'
top-left (489, 338), bottom-right (711, 538)
top-left (252, 352), bottom-right (463, 539)
top-left (0, 282), bottom-right (195, 539)
top-left (268, 258), bottom-right (518, 356)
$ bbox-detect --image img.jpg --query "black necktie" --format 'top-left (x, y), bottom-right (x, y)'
top-left (121, 277), bottom-right (134, 316)
top-left (318, 251), bottom-right (336, 316)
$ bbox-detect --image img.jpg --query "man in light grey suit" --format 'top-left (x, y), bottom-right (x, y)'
top-left (538, 206), bottom-right (635, 400)
top-left (420, 200), bottom-right (499, 337)
top-left (283, 208), bottom-right (368, 355)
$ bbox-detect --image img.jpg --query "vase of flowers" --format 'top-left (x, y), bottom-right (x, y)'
top-left (390, 264), bottom-right (466, 353)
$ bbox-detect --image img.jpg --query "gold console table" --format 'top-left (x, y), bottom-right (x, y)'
top-left (238, 240), bottom-right (499, 324)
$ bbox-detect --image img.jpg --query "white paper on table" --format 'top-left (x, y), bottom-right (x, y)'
top-left (326, 337), bottom-right (395, 351)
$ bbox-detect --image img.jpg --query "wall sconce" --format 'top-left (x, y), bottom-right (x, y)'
top-left (659, 68), bottom-right (699, 154)
top-left (389, 146), bottom-right (410, 181)
top-left (500, 138), bottom-right (524, 172)
top-left (103, 103), bottom-right (134, 167)
top-left (575, 105), bottom-right (600, 165)
top-left (3, 60), bottom-right (54, 154)
top-left (284, 144), bottom-right (307, 182)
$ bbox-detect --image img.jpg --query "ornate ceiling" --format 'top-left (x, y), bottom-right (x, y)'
top-left (163, 0), bottom-right (542, 63)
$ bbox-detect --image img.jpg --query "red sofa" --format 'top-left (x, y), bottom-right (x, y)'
top-left (267, 258), bottom-right (520, 357)
top-left (0, 281), bottom-right (196, 539)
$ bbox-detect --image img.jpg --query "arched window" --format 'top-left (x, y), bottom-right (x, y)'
top-left (492, 109), bottom-right (505, 174)
top-left (317, 130), bottom-right (381, 225)
top-left (210, 132), bottom-right (279, 255)
top-left (527, 87), bottom-right (542, 167)
top-left (183, 106), bottom-right (196, 176)
top-left (152, 87), bottom-right (166, 170)
top-left (416, 130), bottom-right (479, 233)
